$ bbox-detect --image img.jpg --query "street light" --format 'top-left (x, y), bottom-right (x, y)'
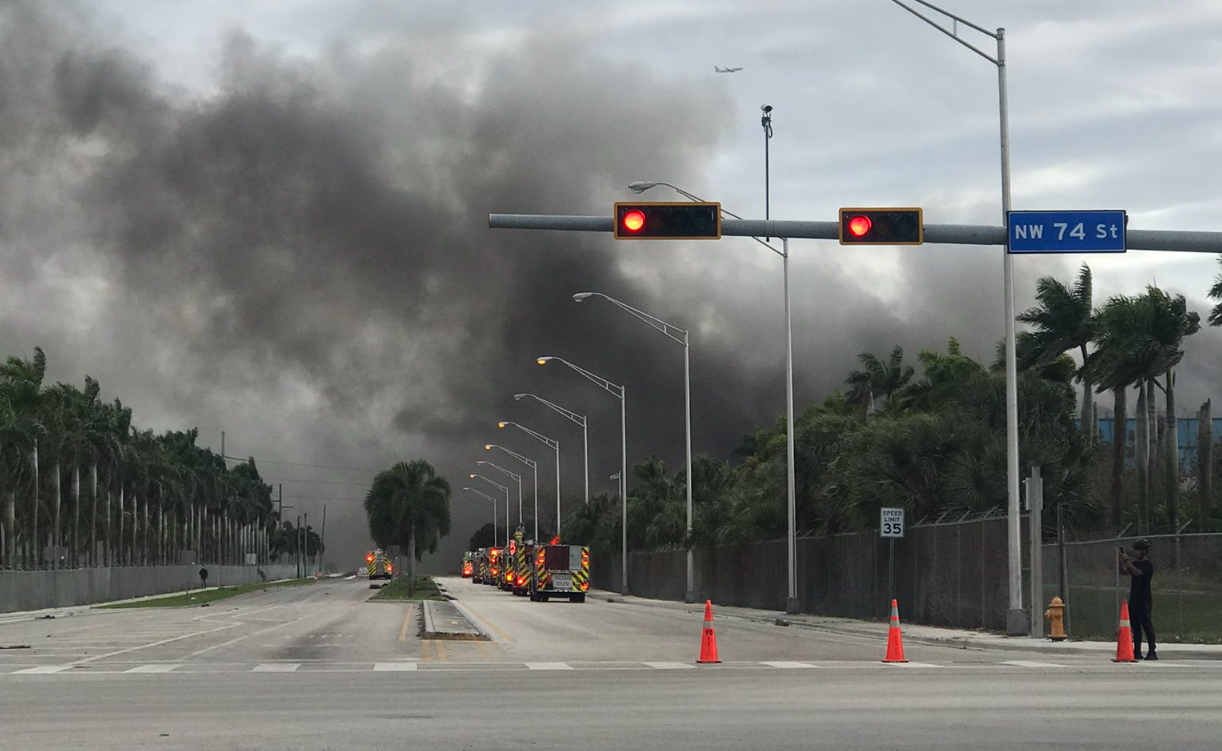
top-left (469, 473), bottom-right (511, 547)
top-left (463, 487), bottom-right (499, 547)
top-left (498, 421), bottom-right (562, 538)
top-left (515, 393), bottom-right (588, 506)
top-left (630, 181), bottom-right (799, 614)
top-left (537, 355), bottom-right (628, 594)
top-left (574, 291), bottom-right (696, 603)
top-left (477, 460), bottom-right (522, 532)
top-left (485, 444), bottom-right (539, 540)
top-left (889, 0), bottom-right (1024, 635)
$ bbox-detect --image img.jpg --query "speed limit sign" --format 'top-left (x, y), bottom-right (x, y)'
top-left (880, 508), bottom-right (905, 538)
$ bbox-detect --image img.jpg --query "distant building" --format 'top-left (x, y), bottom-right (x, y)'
top-left (1083, 417), bottom-right (1221, 471)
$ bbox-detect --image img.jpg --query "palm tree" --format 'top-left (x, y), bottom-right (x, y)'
top-left (0, 348), bottom-right (50, 567)
top-left (845, 345), bottom-right (914, 420)
top-left (364, 460), bottom-right (451, 592)
top-left (1016, 264), bottom-right (1096, 441)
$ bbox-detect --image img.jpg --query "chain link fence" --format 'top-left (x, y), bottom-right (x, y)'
top-left (593, 510), bottom-right (1026, 632)
top-left (588, 518), bottom-right (1222, 643)
top-left (1045, 533), bottom-right (1222, 644)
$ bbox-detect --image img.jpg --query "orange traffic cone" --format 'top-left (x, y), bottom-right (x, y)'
top-left (697, 600), bottom-right (721, 664)
top-left (883, 599), bottom-right (908, 663)
top-left (1113, 599), bottom-right (1137, 663)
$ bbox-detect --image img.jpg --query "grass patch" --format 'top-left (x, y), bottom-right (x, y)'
top-left (370, 576), bottom-right (443, 601)
top-left (1064, 585), bottom-right (1222, 644)
top-left (97, 578), bottom-right (315, 609)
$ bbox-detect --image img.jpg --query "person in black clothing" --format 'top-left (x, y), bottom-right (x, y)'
top-left (1119, 538), bottom-right (1156, 660)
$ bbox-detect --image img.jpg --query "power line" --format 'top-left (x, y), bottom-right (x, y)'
top-left (265, 478), bottom-right (372, 487)
top-left (222, 455), bottom-right (382, 472)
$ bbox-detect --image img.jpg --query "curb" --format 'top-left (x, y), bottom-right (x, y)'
top-left (588, 591), bottom-right (1222, 660)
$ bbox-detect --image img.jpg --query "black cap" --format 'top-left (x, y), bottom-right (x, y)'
top-left (1133, 538), bottom-right (1152, 550)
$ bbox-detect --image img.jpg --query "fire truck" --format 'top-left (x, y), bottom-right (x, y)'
top-left (462, 552), bottom-right (474, 578)
top-left (485, 546), bottom-right (503, 586)
top-left (471, 549), bottom-right (486, 583)
top-left (499, 532), bottom-right (522, 591)
top-left (513, 536), bottom-right (532, 596)
top-left (529, 541), bottom-right (590, 603)
top-left (366, 550), bottom-right (393, 582)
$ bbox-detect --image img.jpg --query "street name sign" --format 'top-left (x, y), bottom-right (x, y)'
top-left (1008, 210), bottom-right (1126, 254)
top-left (880, 508), bottom-right (905, 538)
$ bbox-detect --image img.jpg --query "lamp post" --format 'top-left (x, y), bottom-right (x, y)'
top-left (463, 487), bottom-right (499, 547)
top-left (889, 0), bottom-right (1024, 635)
top-left (477, 461), bottom-right (522, 531)
top-left (514, 393), bottom-right (588, 506)
top-left (485, 444), bottom-right (539, 540)
top-left (628, 181), bottom-right (798, 612)
top-left (537, 356), bottom-right (628, 594)
top-left (573, 291), bottom-right (696, 603)
top-left (469, 473), bottom-right (510, 547)
top-left (498, 421), bottom-right (561, 538)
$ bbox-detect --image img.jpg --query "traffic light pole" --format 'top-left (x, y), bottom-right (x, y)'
top-left (489, 214), bottom-right (1222, 253)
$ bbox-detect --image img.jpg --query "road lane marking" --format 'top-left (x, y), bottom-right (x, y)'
top-left (13, 665), bottom-right (73, 674)
top-left (72, 622), bottom-right (239, 665)
top-left (125, 664), bottom-right (183, 673)
top-left (252, 663), bottom-right (300, 672)
top-left (452, 601), bottom-right (513, 643)
top-left (421, 640), bottom-right (435, 663)
top-left (1003, 660), bottom-right (1067, 668)
top-left (398, 605), bottom-right (416, 643)
top-left (886, 662), bottom-right (941, 667)
top-left (525, 662), bottom-right (572, 671)
top-left (761, 661), bottom-right (819, 669)
top-left (643, 662), bottom-right (697, 670)
top-left (374, 662), bottom-right (418, 671)
top-left (475, 641), bottom-right (491, 662)
top-left (436, 641), bottom-right (449, 663)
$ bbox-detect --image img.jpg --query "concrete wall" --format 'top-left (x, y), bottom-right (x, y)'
top-left (0, 564), bottom-right (302, 614)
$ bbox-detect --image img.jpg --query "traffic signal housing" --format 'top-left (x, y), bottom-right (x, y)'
top-left (838, 208), bottom-right (924, 245)
top-left (614, 202), bottom-right (721, 240)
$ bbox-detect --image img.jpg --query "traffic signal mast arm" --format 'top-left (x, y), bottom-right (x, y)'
top-left (488, 214), bottom-right (1222, 253)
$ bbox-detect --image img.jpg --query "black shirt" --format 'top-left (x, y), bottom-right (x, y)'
top-left (1129, 559), bottom-right (1153, 605)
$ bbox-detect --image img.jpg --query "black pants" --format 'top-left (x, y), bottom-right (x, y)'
top-left (1130, 601), bottom-right (1155, 655)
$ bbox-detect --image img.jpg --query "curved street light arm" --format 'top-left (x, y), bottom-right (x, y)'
top-left (486, 444), bottom-right (537, 470)
top-left (477, 460), bottom-right (520, 482)
top-left (500, 421), bottom-right (559, 450)
top-left (469, 473), bottom-right (508, 494)
top-left (890, 0), bottom-right (999, 64)
top-left (538, 356), bottom-right (624, 400)
top-left (575, 292), bottom-right (687, 347)
top-left (514, 393), bottom-right (587, 428)
top-left (462, 487), bottom-right (497, 504)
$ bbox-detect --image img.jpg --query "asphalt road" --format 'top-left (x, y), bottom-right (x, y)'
top-left (2, 575), bottom-right (1220, 750)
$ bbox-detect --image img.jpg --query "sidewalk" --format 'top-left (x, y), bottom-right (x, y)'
top-left (590, 591), bottom-right (1222, 660)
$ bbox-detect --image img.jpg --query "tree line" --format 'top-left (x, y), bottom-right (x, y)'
top-left (0, 348), bottom-right (310, 569)
top-left (564, 263), bottom-right (1222, 559)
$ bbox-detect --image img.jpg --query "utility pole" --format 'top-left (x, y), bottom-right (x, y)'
top-left (303, 512), bottom-right (309, 574)
top-left (296, 514), bottom-right (302, 579)
top-left (319, 505), bottom-right (327, 576)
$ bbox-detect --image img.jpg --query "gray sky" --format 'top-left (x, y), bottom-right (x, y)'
top-left (2, 1), bottom-right (1221, 570)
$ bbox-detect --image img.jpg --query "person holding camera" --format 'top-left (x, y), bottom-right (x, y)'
top-left (1118, 539), bottom-right (1156, 660)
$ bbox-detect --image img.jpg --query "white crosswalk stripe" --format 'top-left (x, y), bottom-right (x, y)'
top-left (125, 664), bottom-right (183, 674)
top-left (643, 662), bottom-right (696, 670)
top-left (525, 662), bottom-right (572, 671)
top-left (374, 662), bottom-right (418, 671)
top-left (761, 661), bottom-right (819, 669)
top-left (886, 661), bottom-right (942, 667)
top-left (252, 663), bottom-right (300, 672)
top-left (1002, 660), bottom-right (1067, 668)
top-left (12, 665), bottom-right (73, 674)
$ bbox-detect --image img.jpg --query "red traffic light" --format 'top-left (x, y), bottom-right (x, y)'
top-left (838, 208), bottom-right (923, 245)
top-left (622, 210), bottom-right (646, 234)
top-left (613, 202), bottom-right (721, 240)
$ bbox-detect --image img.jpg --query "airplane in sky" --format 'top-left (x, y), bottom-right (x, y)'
top-left (714, 66), bottom-right (742, 73)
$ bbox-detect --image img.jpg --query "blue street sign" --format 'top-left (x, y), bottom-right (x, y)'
top-left (1008, 210), bottom-right (1127, 254)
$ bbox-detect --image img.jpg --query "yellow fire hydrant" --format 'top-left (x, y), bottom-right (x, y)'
top-left (1044, 596), bottom-right (1066, 641)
